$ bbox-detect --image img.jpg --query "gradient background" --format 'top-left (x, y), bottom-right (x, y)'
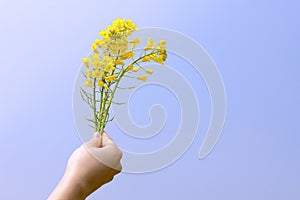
top-left (0, 0), bottom-right (299, 199)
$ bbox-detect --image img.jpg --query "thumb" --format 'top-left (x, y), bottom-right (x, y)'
top-left (88, 132), bottom-right (103, 148)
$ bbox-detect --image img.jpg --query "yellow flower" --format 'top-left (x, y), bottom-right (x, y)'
top-left (100, 18), bottom-right (138, 36)
top-left (104, 64), bottom-right (115, 72)
top-left (157, 40), bottom-right (166, 52)
top-left (98, 80), bottom-right (105, 87)
top-left (91, 53), bottom-right (102, 69)
top-left (92, 70), bottom-right (102, 79)
top-left (82, 57), bottom-right (90, 67)
top-left (87, 69), bottom-right (92, 77)
top-left (107, 25), bottom-right (117, 34)
top-left (85, 79), bottom-right (93, 87)
top-left (145, 69), bottom-right (154, 74)
top-left (94, 39), bottom-right (103, 47)
top-left (131, 38), bottom-right (140, 43)
top-left (137, 75), bottom-right (147, 81)
top-left (104, 75), bottom-right (117, 82)
top-left (91, 52), bottom-right (100, 61)
top-left (98, 80), bottom-right (109, 89)
top-left (111, 18), bottom-right (125, 33)
top-left (99, 29), bottom-right (106, 37)
top-left (157, 53), bottom-right (167, 65)
top-left (144, 37), bottom-right (156, 51)
top-left (120, 51), bottom-right (135, 60)
top-left (109, 19), bottom-right (138, 36)
top-left (149, 53), bottom-right (158, 62)
top-left (114, 59), bottom-right (125, 66)
top-left (99, 29), bottom-right (111, 39)
top-left (142, 56), bottom-right (151, 62)
top-left (158, 40), bottom-right (166, 45)
top-left (100, 56), bottom-right (114, 72)
top-left (106, 36), bottom-right (128, 55)
top-left (112, 18), bottom-right (123, 25)
top-left (124, 19), bottom-right (137, 31)
top-left (125, 64), bottom-right (133, 72)
top-left (130, 38), bottom-right (140, 49)
top-left (91, 43), bottom-right (99, 53)
top-left (102, 55), bottom-right (114, 64)
top-left (99, 81), bottom-right (109, 89)
top-left (132, 67), bottom-right (140, 72)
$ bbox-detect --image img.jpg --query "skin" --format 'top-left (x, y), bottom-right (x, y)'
top-left (48, 132), bottom-right (122, 200)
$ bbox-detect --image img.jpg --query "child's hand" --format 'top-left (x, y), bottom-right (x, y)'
top-left (48, 132), bottom-right (122, 200)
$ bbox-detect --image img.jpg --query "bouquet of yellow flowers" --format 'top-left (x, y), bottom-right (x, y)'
top-left (80, 18), bottom-right (167, 135)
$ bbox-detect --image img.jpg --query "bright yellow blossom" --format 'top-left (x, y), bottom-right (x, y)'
top-left (92, 70), bottom-right (103, 79)
top-left (87, 69), bottom-right (92, 77)
top-left (94, 39), bottom-right (103, 47)
top-left (114, 59), bottom-right (125, 66)
top-left (130, 38), bottom-right (140, 49)
top-left (85, 79), bottom-right (93, 87)
top-left (99, 29), bottom-right (111, 38)
top-left (98, 80), bottom-right (104, 87)
top-left (157, 40), bottom-right (166, 53)
top-left (105, 36), bottom-right (128, 55)
top-left (157, 53), bottom-right (167, 65)
top-left (91, 43), bottom-right (99, 53)
top-left (142, 56), bottom-right (151, 62)
top-left (149, 53), bottom-right (158, 62)
top-left (124, 19), bottom-right (137, 31)
top-left (158, 40), bottom-right (166, 45)
top-left (91, 53), bottom-right (102, 69)
top-left (82, 57), bottom-right (90, 67)
top-left (104, 75), bottom-right (117, 82)
top-left (132, 67), bottom-right (140, 72)
top-left (111, 18), bottom-right (125, 33)
top-left (99, 18), bottom-right (138, 37)
top-left (107, 25), bottom-right (117, 34)
top-left (120, 51), bottom-right (135, 60)
top-left (102, 55), bottom-right (114, 65)
top-left (131, 38), bottom-right (140, 43)
top-left (104, 64), bottom-right (115, 72)
top-left (144, 37), bottom-right (156, 51)
top-left (98, 80), bottom-right (109, 89)
top-left (137, 75), bottom-right (147, 82)
top-left (145, 69), bottom-right (154, 74)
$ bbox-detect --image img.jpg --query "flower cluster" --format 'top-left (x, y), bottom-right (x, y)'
top-left (80, 18), bottom-right (167, 134)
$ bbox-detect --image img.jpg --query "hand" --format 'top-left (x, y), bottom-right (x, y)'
top-left (48, 132), bottom-right (122, 200)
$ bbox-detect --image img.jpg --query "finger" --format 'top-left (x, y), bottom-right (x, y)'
top-left (94, 144), bottom-right (123, 171)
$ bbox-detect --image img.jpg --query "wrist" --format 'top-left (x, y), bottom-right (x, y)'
top-left (48, 172), bottom-right (87, 200)
top-left (62, 170), bottom-right (88, 199)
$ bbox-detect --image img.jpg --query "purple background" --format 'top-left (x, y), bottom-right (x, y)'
top-left (0, 0), bottom-right (299, 199)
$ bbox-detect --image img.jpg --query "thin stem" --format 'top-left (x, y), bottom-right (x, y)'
top-left (97, 85), bottom-right (104, 132)
top-left (92, 78), bottom-right (97, 132)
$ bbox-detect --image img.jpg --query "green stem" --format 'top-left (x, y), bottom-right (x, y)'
top-left (92, 78), bottom-right (97, 132)
top-left (99, 82), bottom-right (111, 134)
top-left (97, 86), bottom-right (104, 132)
